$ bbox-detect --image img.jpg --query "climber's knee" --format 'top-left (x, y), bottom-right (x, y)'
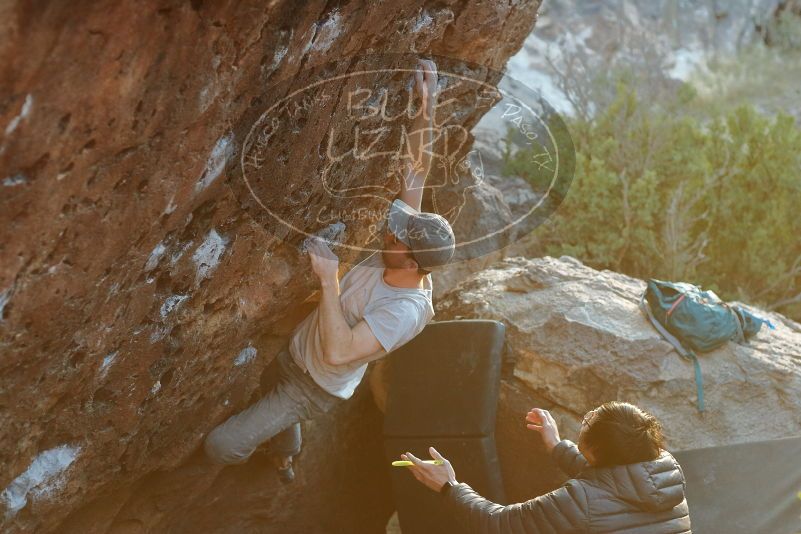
top-left (203, 425), bottom-right (252, 465)
top-left (270, 422), bottom-right (302, 458)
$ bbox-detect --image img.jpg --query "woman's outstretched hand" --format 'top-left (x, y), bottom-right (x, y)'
top-left (401, 447), bottom-right (457, 493)
top-left (526, 408), bottom-right (561, 453)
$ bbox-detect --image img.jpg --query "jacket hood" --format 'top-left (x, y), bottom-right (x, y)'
top-left (584, 450), bottom-right (687, 512)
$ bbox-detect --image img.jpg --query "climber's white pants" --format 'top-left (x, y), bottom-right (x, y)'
top-left (203, 346), bottom-right (343, 465)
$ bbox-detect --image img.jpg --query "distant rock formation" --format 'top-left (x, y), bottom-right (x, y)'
top-left (0, 1), bottom-right (542, 531)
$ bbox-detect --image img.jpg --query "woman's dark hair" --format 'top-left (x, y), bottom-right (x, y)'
top-left (582, 401), bottom-right (666, 467)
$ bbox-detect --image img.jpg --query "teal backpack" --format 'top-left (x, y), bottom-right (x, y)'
top-left (639, 279), bottom-right (774, 412)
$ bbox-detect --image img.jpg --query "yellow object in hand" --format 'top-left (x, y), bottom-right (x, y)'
top-left (392, 460), bottom-right (444, 467)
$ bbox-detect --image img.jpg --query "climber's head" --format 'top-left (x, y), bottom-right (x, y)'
top-left (382, 198), bottom-right (455, 274)
top-left (578, 401), bottom-right (666, 467)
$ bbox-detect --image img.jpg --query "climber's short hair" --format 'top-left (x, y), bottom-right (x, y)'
top-left (581, 401), bottom-right (666, 467)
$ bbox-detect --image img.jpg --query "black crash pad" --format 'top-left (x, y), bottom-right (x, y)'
top-left (383, 320), bottom-right (507, 534)
top-left (383, 319), bottom-right (506, 438)
top-left (673, 435), bottom-right (801, 533)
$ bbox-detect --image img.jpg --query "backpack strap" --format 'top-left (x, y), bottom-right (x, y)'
top-left (728, 304), bottom-right (746, 344)
top-left (639, 292), bottom-right (705, 412)
top-left (666, 294), bottom-right (686, 318)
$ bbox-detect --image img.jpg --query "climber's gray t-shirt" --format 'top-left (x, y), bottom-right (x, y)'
top-left (289, 251), bottom-right (434, 399)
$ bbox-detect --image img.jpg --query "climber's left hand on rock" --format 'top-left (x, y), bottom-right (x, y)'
top-left (415, 58), bottom-right (438, 119)
top-left (308, 238), bottom-right (339, 283)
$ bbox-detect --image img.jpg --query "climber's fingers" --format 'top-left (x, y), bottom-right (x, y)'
top-left (307, 238), bottom-right (337, 262)
top-left (419, 59), bottom-right (437, 100)
top-left (526, 409), bottom-right (544, 425)
top-left (403, 451), bottom-right (423, 466)
top-left (419, 58), bottom-right (436, 73)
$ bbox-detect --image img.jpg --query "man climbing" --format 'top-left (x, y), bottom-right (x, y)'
top-left (203, 58), bottom-right (455, 483)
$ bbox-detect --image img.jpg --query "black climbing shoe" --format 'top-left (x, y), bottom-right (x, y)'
top-left (276, 460), bottom-right (295, 484)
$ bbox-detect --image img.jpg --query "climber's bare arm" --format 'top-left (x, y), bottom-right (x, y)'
top-left (307, 239), bottom-right (382, 366)
top-left (398, 58), bottom-right (438, 211)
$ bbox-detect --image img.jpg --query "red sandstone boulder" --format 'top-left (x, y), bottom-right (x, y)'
top-left (0, 1), bottom-right (542, 531)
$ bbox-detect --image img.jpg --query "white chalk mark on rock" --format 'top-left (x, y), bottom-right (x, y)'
top-left (169, 240), bottom-right (193, 267)
top-left (198, 82), bottom-right (218, 114)
top-left (150, 325), bottom-right (171, 343)
top-left (311, 10), bottom-right (342, 53)
top-left (296, 24), bottom-right (318, 60)
top-left (192, 229), bottom-right (229, 284)
top-left (160, 295), bottom-right (189, 318)
top-left (98, 351), bottom-right (118, 378)
top-left (195, 132), bottom-right (235, 192)
top-left (0, 287), bottom-right (11, 322)
top-left (145, 242), bottom-right (167, 272)
top-left (150, 381), bottom-right (161, 395)
top-left (1, 445), bottom-right (80, 518)
top-left (412, 9), bottom-right (433, 33)
top-left (3, 174), bottom-right (27, 187)
top-left (234, 345), bottom-right (258, 366)
top-left (270, 45), bottom-right (289, 70)
top-left (163, 196), bottom-right (177, 215)
top-left (4, 94), bottom-right (33, 136)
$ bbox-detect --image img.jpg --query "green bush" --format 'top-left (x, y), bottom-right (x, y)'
top-left (502, 80), bottom-right (801, 320)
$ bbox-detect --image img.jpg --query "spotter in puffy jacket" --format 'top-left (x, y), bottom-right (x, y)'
top-left (400, 401), bottom-right (692, 534)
